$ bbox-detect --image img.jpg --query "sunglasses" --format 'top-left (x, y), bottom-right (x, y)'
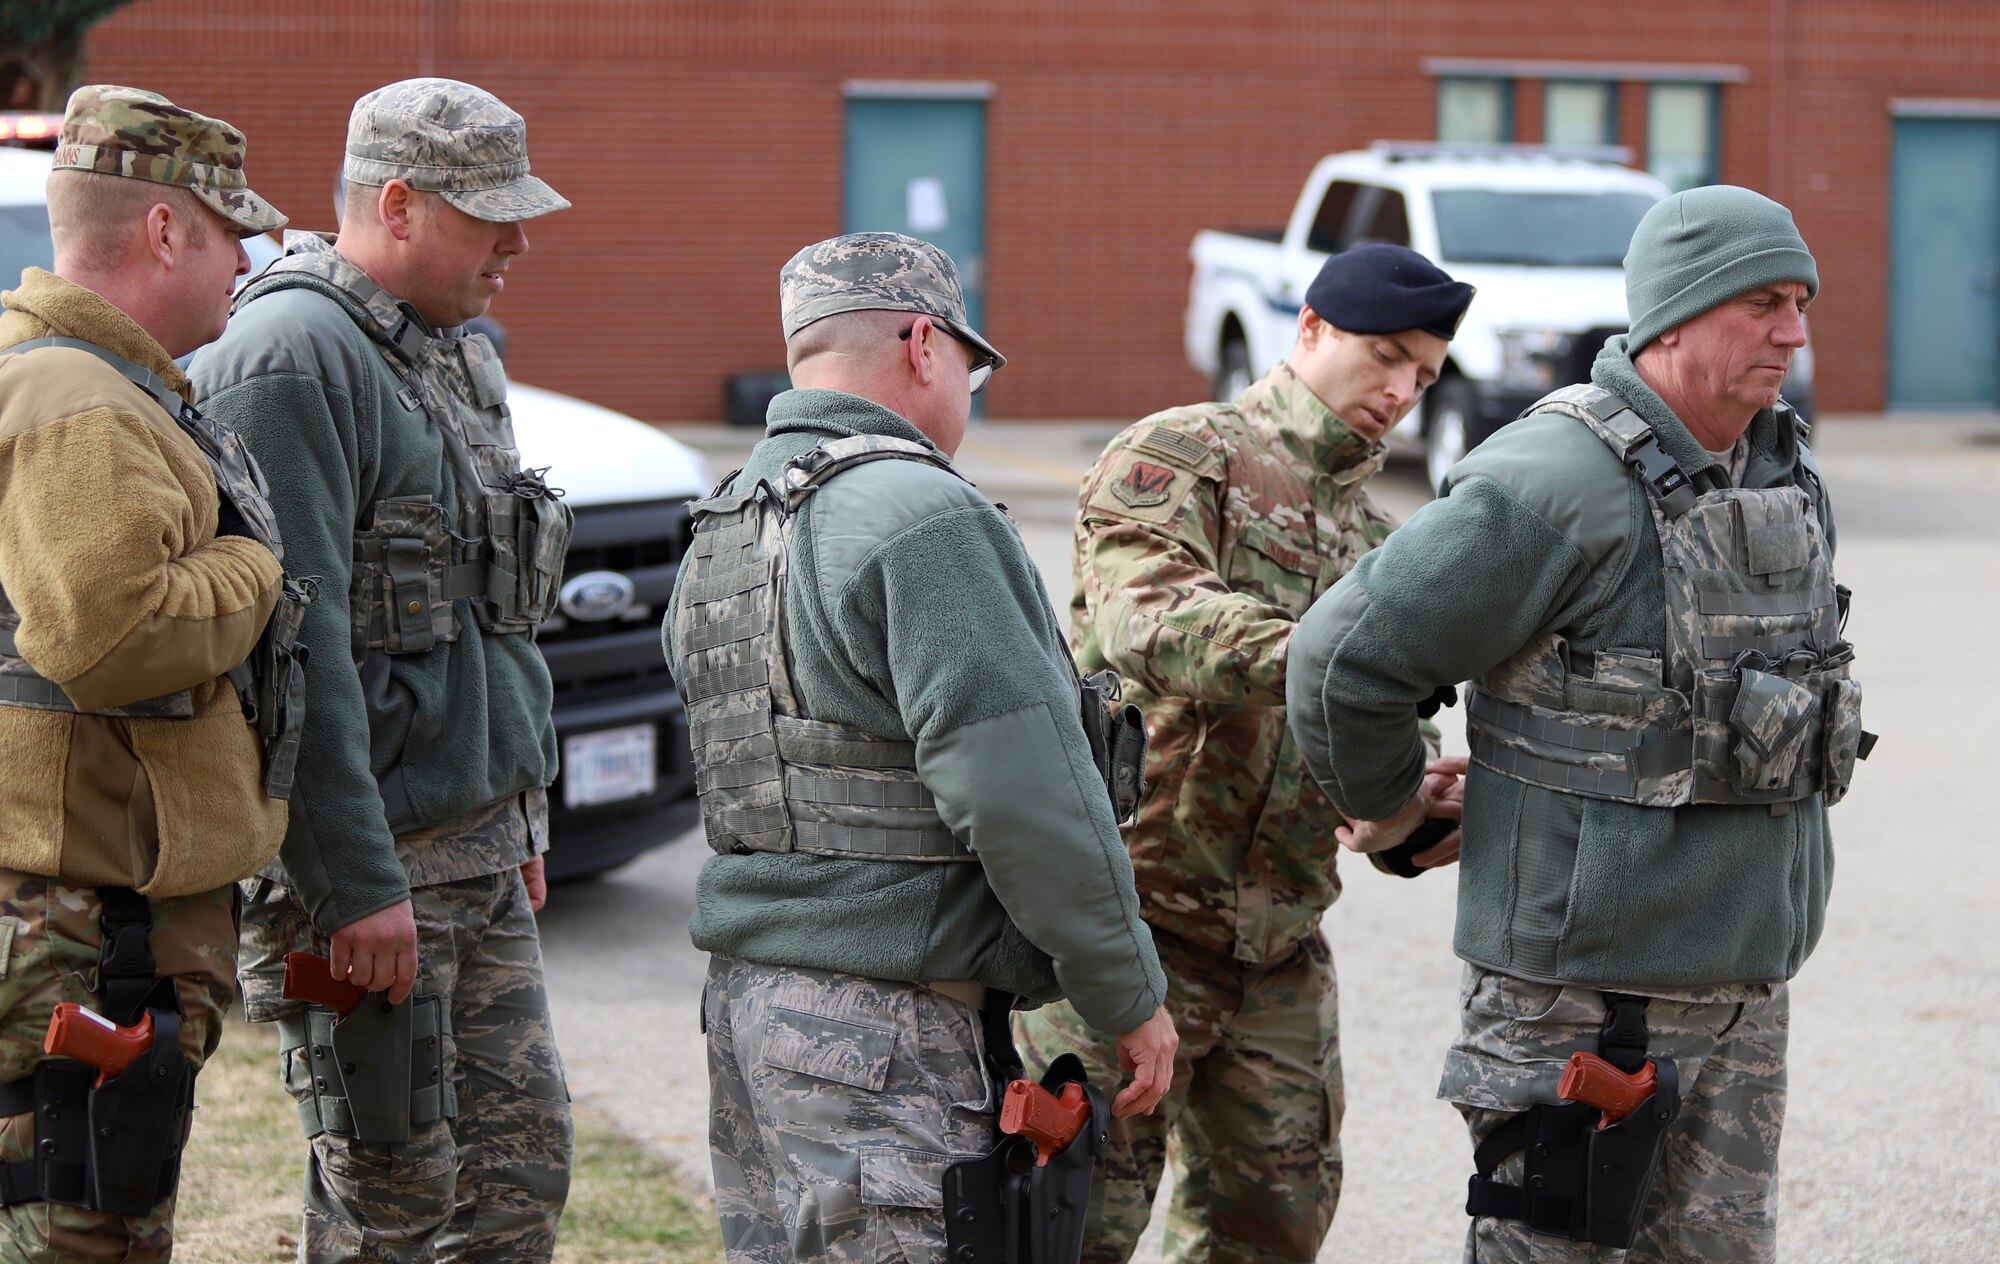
top-left (901, 320), bottom-right (996, 395)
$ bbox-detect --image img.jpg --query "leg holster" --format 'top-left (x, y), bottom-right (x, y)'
top-left (278, 993), bottom-right (453, 1144)
top-left (0, 888), bottom-right (198, 1216)
top-left (944, 1053), bottom-right (1110, 1264)
top-left (1464, 993), bottom-right (1682, 1250)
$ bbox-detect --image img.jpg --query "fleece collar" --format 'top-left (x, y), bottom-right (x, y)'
top-left (0, 268), bottom-right (190, 399)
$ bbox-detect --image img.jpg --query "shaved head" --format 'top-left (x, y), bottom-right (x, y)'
top-left (47, 169), bottom-right (211, 271)
top-left (785, 308), bottom-right (907, 375)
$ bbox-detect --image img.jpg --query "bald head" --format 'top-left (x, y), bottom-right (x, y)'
top-left (48, 169), bottom-right (211, 272)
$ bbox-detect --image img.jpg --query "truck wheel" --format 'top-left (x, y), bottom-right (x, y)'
top-left (1425, 378), bottom-right (1476, 494)
top-left (1216, 339), bottom-right (1252, 402)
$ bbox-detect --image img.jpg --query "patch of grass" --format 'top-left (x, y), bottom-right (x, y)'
top-left (168, 1015), bottom-right (721, 1263)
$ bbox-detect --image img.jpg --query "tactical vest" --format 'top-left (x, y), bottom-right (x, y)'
top-left (240, 240), bottom-right (571, 652)
top-left (676, 436), bottom-right (972, 861)
top-left (0, 337), bottom-right (313, 799)
top-left (1467, 385), bottom-right (1868, 810)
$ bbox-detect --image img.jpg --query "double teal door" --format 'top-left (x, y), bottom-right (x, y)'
top-left (1889, 118), bottom-right (2000, 408)
top-left (843, 96), bottom-right (988, 339)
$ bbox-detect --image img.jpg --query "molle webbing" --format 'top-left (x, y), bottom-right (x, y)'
top-left (676, 435), bottom-right (975, 863)
top-left (1469, 383), bottom-right (1855, 809)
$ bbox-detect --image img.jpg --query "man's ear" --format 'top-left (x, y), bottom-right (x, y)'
top-left (143, 202), bottom-right (176, 268)
top-left (1296, 305), bottom-right (1327, 350)
top-left (377, 180), bottom-right (418, 242)
top-left (907, 315), bottom-right (937, 386)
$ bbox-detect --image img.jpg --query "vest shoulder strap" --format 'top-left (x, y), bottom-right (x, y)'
top-left (779, 434), bottom-right (965, 506)
top-left (1527, 384), bottom-right (1697, 519)
top-left (1, 336), bottom-right (182, 416)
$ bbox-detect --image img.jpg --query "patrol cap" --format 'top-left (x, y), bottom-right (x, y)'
top-left (53, 85), bottom-right (286, 236)
top-left (1303, 243), bottom-right (1474, 341)
top-left (344, 78), bottom-right (570, 223)
top-left (780, 231), bottom-right (1005, 370)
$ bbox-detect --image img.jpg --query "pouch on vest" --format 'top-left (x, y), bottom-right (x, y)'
top-left (354, 498), bottom-right (457, 653)
top-left (944, 1053), bottom-right (1110, 1264)
top-left (293, 993), bottom-right (451, 1144)
top-left (1727, 662), bottom-right (1820, 796)
top-left (1821, 678), bottom-right (1865, 805)
top-left (232, 573), bottom-right (316, 800)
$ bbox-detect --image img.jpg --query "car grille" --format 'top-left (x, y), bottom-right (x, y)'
top-left (1560, 326), bottom-right (1624, 389)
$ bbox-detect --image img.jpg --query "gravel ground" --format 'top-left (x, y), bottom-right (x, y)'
top-left (540, 413), bottom-right (2000, 1262)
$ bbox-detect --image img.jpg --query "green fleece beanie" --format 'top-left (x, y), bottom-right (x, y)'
top-left (1624, 185), bottom-right (1819, 351)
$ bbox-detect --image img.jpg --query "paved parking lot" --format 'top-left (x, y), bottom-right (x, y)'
top-left (538, 413), bottom-right (2000, 1262)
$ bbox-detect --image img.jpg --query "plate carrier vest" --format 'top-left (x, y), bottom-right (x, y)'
top-left (239, 240), bottom-right (572, 655)
top-left (0, 337), bottom-right (313, 799)
top-left (1466, 384), bottom-right (1869, 810)
top-left (675, 434), bottom-right (1147, 864)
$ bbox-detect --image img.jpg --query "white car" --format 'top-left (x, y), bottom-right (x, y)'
top-left (0, 143), bottom-right (710, 878)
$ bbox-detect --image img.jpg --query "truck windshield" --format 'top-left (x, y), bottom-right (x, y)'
top-left (1432, 190), bottom-right (1657, 267)
top-left (0, 204), bottom-right (54, 283)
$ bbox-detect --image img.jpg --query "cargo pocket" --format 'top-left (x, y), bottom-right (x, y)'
top-left (761, 1005), bottom-right (893, 1092)
top-left (1728, 668), bottom-right (1818, 794)
top-left (1820, 678), bottom-right (1865, 805)
top-left (860, 1146), bottom-right (960, 1262)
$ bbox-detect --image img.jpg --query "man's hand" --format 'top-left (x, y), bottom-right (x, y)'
top-left (328, 899), bottom-right (418, 1004)
top-left (1334, 790), bottom-right (1431, 855)
top-left (1112, 1005), bottom-right (1178, 1118)
top-left (521, 856), bottom-right (549, 913)
top-left (1412, 755), bottom-right (1470, 868)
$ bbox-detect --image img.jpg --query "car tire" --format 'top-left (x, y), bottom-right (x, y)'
top-left (1424, 377), bottom-right (1477, 495)
top-left (1215, 338), bottom-right (1252, 403)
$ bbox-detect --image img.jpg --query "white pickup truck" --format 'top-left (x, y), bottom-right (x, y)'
top-left (0, 142), bottom-right (710, 879)
top-left (1185, 143), bottom-right (1815, 490)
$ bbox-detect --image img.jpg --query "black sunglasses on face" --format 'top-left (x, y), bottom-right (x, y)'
top-left (900, 321), bottom-right (994, 395)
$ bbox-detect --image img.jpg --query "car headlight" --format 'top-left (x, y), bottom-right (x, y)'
top-left (1496, 328), bottom-right (1568, 391)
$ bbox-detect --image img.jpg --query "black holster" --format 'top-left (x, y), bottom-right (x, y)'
top-left (0, 890), bottom-right (196, 1217)
top-left (943, 1053), bottom-right (1110, 1264)
top-left (1080, 670), bottom-right (1148, 823)
top-left (1465, 994), bottom-right (1681, 1249)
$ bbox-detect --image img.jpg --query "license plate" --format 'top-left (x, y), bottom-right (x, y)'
top-left (562, 724), bottom-right (657, 809)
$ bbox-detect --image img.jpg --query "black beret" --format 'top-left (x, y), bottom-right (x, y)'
top-left (1303, 243), bottom-right (1475, 341)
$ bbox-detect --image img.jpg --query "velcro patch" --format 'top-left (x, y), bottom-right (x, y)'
top-left (1133, 425), bottom-right (1220, 473)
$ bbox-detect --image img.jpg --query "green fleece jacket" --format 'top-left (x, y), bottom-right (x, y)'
top-left (1288, 338), bottom-right (1837, 991)
top-left (190, 278), bottom-right (558, 937)
top-left (663, 390), bottom-right (1166, 1036)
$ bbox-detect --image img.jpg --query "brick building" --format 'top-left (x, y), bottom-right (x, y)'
top-left (84, 1), bottom-right (2000, 420)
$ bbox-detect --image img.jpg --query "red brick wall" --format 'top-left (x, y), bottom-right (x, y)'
top-left (82, 1), bottom-right (2000, 419)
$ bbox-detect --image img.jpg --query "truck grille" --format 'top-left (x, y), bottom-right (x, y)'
top-left (1561, 327), bottom-right (1624, 389)
top-left (538, 499), bottom-right (692, 703)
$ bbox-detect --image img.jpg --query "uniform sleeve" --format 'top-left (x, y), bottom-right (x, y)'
top-left (0, 406), bottom-right (280, 710)
top-left (831, 501), bottom-right (1167, 1036)
top-left (1288, 476), bottom-right (1597, 821)
top-left (200, 365), bottom-right (410, 935)
top-left (1077, 429), bottom-right (1296, 707)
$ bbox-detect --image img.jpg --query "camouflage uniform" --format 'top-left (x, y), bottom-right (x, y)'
top-left (1443, 968), bottom-right (1788, 1264)
top-left (0, 86), bottom-right (287, 1262)
top-left (1015, 363), bottom-right (1407, 1263)
top-left (704, 958), bottom-right (1002, 1263)
top-left (191, 79), bottom-right (573, 1264)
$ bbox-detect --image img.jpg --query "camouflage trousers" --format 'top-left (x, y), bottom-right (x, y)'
top-left (0, 872), bottom-right (237, 1264)
top-left (1441, 966), bottom-right (1788, 1264)
top-left (1013, 930), bottom-right (1343, 1264)
top-left (703, 956), bottom-right (1002, 1263)
top-left (239, 868), bottom-right (573, 1263)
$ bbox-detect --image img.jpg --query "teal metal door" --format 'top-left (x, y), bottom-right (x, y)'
top-left (844, 96), bottom-right (988, 337)
top-left (1889, 118), bottom-right (2000, 408)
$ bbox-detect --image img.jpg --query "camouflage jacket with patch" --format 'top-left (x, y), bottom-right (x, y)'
top-left (1073, 363), bottom-right (1403, 965)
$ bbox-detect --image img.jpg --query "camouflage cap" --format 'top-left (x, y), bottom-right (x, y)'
top-left (345, 78), bottom-right (569, 223)
top-left (780, 231), bottom-right (1005, 370)
top-left (53, 85), bottom-right (286, 236)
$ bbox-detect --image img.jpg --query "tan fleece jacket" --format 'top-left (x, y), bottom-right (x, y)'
top-left (0, 268), bottom-right (286, 895)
